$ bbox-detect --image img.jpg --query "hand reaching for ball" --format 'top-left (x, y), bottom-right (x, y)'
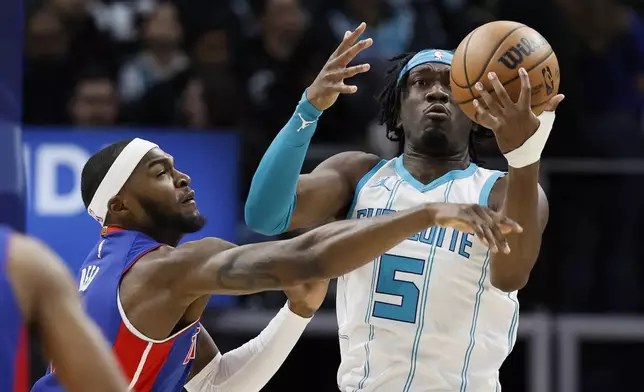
top-left (472, 68), bottom-right (565, 154)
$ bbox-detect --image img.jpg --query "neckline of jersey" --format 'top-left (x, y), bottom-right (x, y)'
top-left (101, 226), bottom-right (125, 237)
top-left (394, 155), bottom-right (478, 193)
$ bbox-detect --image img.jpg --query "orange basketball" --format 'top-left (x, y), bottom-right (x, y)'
top-left (450, 21), bottom-right (560, 124)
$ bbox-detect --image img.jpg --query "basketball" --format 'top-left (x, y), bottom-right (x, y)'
top-left (450, 21), bottom-right (560, 124)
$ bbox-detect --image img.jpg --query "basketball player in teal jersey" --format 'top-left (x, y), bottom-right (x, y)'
top-left (244, 23), bottom-right (565, 391)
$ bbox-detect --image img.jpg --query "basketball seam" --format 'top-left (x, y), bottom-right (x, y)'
top-left (461, 30), bottom-right (477, 100)
top-left (471, 25), bottom-right (528, 87)
top-left (455, 49), bottom-right (555, 105)
top-left (451, 24), bottom-right (527, 90)
top-left (453, 26), bottom-right (483, 91)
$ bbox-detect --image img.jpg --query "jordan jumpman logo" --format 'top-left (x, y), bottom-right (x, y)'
top-left (297, 113), bottom-right (316, 132)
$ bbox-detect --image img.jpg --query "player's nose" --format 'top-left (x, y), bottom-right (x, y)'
top-left (175, 170), bottom-right (191, 187)
top-left (425, 83), bottom-right (449, 103)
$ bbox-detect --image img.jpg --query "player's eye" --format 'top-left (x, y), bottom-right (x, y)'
top-left (156, 170), bottom-right (167, 177)
top-left (413, 79), bottom-right (427, 86)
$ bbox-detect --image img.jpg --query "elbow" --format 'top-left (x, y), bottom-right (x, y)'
top-left (244, 203), bottom-right (286, 236)
top-left (490, 271), bottom-right (529, 293)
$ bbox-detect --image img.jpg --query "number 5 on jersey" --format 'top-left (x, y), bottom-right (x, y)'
top-left (372, 254), bottom-right (425, 324)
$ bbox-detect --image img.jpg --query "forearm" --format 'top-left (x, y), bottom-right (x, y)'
top-left (244, 92), bottom-right (322, 235)
top-left (184, 303), bottom-right (311, 392)
top-left (304, 205), bottom-right (437, 279)
top-left (491, 163), bottom-right (542, 291)
top-left (212, 204), bottom-right (436, 293)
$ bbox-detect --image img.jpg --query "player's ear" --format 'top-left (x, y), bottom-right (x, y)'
top-left (107, 195), bottom-right (128, 216)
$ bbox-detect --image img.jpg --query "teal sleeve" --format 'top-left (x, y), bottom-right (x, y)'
top-left (244, 91), bottom-right (323, 235)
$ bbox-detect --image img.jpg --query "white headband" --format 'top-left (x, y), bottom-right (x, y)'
top-left (87, 138), bottom-right (158, 224)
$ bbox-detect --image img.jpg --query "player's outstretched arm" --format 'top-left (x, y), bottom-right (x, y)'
top-left (7, 234), bottom-right (128, 392)
top-left (245, 22), bottom-right (374, 235)
top-left (178, 203), bottom-right (522, 297)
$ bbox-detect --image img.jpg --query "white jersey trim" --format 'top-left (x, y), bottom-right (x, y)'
top-left (346, 159), bottom-right (388, 218)
top-left (478, 171), bottom-right (506, 207)
top-left (116, 288), bottom-right (200, 344)
top-left (127, 342), bottom-right (153, 390)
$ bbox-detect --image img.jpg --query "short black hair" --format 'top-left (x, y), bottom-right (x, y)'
top-left (376, 52), bottom-right (489, 163)
top-left (80, 139), bottom-right (133, 208)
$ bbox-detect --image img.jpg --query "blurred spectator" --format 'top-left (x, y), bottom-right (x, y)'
top-left (69, 69), bottom-right (120, 126)
top-left (47, 0), bottom-right (118, 75)
top-left (91, 0), bottom-right (157, 43)
top-left (23, 0), bottom-right (117, 125)
top-left (130, 66), bottom-right (240, 130)
top-left (119, 2), bottom-right (189, 103)
top-left (322, 0), bottom-right (416, 59)
top-left (236, 0), bottom-right (308, 117)
top-left (23, 6), bottom-right (71, 124)
top-left (188, 14), bottom-right (241, 128)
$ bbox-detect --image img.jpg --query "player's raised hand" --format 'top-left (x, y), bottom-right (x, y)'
top-left (432, 203), bottom-right (523, 254)
top-left (283, 279), bottom-right (330, 318)
top-left (305, 22), bottom-right (373, 111)
top-left (472, 68), bottom-right (565, 153)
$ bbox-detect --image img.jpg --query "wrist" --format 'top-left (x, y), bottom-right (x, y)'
top-left (287, 300), bottom-right (316, 319)
top-left (503, 112), bottom-right (555, 168)
top-left (422, 203), bottom-right (439, 227)
top-left (507, 162), bottom-right (540, 180)
top-left (496, 119), bottom-right (540, 154)
top-left (299, 90), bottom-right (324, 119)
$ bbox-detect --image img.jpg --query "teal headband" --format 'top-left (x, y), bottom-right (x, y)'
top-left (396, 49), bottom-right (454, 86)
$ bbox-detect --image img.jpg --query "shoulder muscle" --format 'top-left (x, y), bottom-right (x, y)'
top-left (290, 151), bottom-right (381, 230)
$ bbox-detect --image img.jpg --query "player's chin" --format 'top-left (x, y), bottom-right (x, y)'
top-left (418, 127), bottom-right (452, 153)
top-left (421, 124), bottom-right (450, 139)
top-left (180, 213), bottom-right (207, 233)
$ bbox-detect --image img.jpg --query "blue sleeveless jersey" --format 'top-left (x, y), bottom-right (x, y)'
top-left (32, 227), bottom-right (201, 392)
top-left (0, 226), bottom-right (29, 392)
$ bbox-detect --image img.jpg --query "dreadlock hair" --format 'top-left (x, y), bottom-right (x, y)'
top-left (80, 139), bottom-right (134, 209)
top-left (376, 52), bottom-right (493, 164)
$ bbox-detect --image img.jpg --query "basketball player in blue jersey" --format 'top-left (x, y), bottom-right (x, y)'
top-left (244, 23), bottom-right (565, 391)
top-left (0, 226), bottom-right (127, 392)
top-left (31, 136), bottom-right (519, 391)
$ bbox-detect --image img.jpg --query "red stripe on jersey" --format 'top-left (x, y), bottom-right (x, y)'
top-left (132, 340), bottom-right (174, 392)
top-left (112, 323), bottom-right (175, 392)
top-left (113, 323), bottom-right (150, 381)
top-left (13, 326), bottom-right (29, 392)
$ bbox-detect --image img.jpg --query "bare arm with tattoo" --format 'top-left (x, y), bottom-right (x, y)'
top-left (169, 202), bottom-right (522, 299)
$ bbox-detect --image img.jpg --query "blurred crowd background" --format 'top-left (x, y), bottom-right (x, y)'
top-left (19, 0), bottom-right (644, 390)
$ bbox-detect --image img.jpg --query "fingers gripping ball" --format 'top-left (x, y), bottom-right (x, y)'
top-left (451, 21), bottom-right (560, 124)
